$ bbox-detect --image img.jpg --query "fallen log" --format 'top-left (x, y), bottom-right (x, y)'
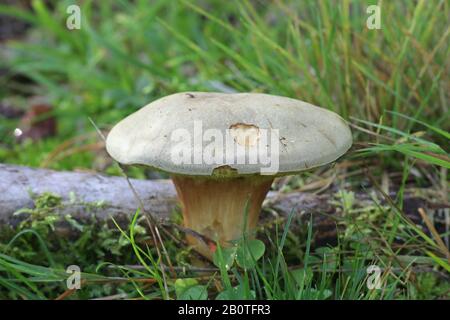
top-left (0, 163), bottom-right (178, 223)
top-left (0, 164), bottom-right (448, 247)
top-left (0, 163), bottom-right (326, 223)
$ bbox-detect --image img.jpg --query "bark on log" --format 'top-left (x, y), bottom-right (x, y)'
top-left (0, 163), bottom-right (448, 246)
top-left (0, 163), bottom-right (178, 224)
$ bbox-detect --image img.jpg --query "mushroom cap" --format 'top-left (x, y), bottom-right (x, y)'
top-left (106, 92), bottom-right (352, 176)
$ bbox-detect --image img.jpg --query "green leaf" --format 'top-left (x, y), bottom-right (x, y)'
top-left (291, 268), bottom-right (313, 286)
top-left (236, 239), bottom-right (265, 269)
top-left (216, 285), bottom-right (256, 300)
top-left (174, 278), bottom-right (198, 298)
top-left (179, 285), bottom-right (208, 300)
top-left (212, 246), bottom-right (237, 270)
top-left (310, 288), bottom-right (333, 299)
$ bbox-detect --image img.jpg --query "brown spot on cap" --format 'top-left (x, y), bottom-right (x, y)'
top-left (229, 123), bottom-right (260, 147)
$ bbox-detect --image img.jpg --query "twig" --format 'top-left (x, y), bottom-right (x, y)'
top-left (418, 207), bottom-right (450, 262)
top-left (54, 279), bottom-right (86, 300)
top-left (88, 117), bottom-right (170, 299)
top-left (108, 264), bottom-right (219, 273)
top-left (91, 293), bottom-right (129, 300)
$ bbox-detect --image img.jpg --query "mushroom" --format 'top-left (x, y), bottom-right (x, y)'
top-left (106, 92), bottom-right (352, 259)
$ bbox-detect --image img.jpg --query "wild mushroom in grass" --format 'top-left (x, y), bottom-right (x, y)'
top-left (106, 92), bottom-right (352, 260)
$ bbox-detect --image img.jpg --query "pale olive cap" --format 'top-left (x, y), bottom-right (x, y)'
top-left (106, 92), bottom-right (352, 176)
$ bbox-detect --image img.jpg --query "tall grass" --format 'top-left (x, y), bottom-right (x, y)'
top-left (1, 0), bottom-right (448, 133)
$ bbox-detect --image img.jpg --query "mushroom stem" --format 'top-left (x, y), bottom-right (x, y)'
top-left (171, 175), bottom-right (274, 260)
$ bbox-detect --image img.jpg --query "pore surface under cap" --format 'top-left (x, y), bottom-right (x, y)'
top-left (106, 92), bottom-right (352, 176)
